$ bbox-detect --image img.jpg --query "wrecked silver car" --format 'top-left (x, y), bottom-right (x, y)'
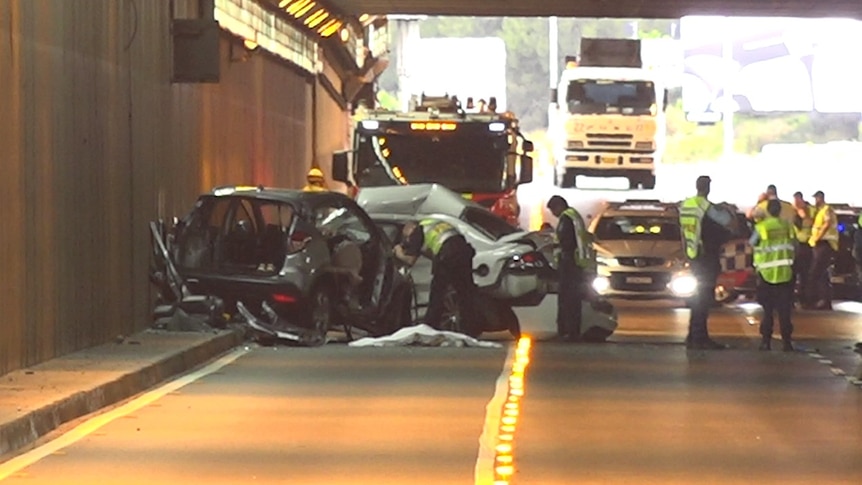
top-left (149, 185), bottom-right (415, 345)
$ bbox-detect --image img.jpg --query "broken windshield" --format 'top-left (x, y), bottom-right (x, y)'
top-left (566, 79), bottom-right (656, 115)
top-left (355, 131), bottom-right (510, 194)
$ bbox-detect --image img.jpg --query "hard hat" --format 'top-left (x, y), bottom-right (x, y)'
top-left (307, 167), bottom-right (324, 179)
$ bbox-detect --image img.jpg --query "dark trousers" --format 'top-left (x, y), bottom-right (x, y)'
top-left (793, 243), bottom-right (812, 305)
top-left (556, 259), bottom-right (584, 338)
top-left (425, 237), bottom-right (478, 333)
top-left (807, 241), bottom-right (835, 306)
top-left (757, 277), bottom-right (794, 341)
top-left (687, 257), bottom-right (719, 344)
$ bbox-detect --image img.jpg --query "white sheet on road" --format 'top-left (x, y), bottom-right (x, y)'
top-left (348, 324), bottom-right (503, 348)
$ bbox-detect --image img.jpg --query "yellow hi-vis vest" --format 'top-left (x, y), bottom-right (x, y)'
top-left (555, 207), bottom-right (596, 270)
top-left (795, 204), bottom-right (816, 243)
top-left (809, 205), bottom-right (839, 250)
top-left (753, 198), bottom-right (797, 225)
top-left (679, 196), bottom-right (711, 259)
top-left (753, 217), bottom-right (796, 284)
top-left (419, 219), bottom-right (458, 256)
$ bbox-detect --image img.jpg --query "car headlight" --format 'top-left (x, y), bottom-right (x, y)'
top-left (669, 274), bottom-right (697, 297)
top-left (592, 275), bottom-right (611, 294)
top-left (596, 255), bottom-right (619, 266)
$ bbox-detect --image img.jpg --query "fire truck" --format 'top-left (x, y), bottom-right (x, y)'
top-left (331, 94), bottom-right (535, 227)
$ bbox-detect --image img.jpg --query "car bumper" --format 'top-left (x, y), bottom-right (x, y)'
top-left (592, 268), bottom-right (696, 300)
top-left (183, 273), bottom-right (309, 322)
top-left (486, 270), bottom-right (548, 306)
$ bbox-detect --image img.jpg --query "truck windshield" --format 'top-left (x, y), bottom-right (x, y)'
top-left (355, 132), bottom-right (509, 194)
top-left (566, 79), bottom-right (656, 116)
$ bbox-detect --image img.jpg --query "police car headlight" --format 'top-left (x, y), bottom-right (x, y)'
top-left (592, 276), bottom-right (611, 294)
top-left (669, 274), bottom-right (697, 297)
top-left (596, 256), bottom-right (619, 266)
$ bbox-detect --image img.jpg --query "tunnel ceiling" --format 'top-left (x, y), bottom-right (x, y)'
top-left (329, 0), bottom-right (862, 19)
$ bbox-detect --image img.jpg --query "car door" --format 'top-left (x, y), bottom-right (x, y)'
top-left (312, 197), bottom-right (389, 308)
top-left (374, 218), bottom-right (433, 308)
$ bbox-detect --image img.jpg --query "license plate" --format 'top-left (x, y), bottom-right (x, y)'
top-left (626, 276), bottom-right (652, 284)
top-left (601, 156), bottom-right (618, 164)
top-left (830, 276), bottom-right (845, 284)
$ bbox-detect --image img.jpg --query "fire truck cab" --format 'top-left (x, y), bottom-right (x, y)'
top-left (332, 94), bottom-right (535, 227)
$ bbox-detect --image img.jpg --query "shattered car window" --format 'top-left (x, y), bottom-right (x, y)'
top-left (315, 206), bottom-right (372, 244)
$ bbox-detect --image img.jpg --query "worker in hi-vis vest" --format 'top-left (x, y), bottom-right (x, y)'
top-left (750, 199), bottom-right (797, 352)
top-left (394, 218), bottom-right (480, 336)
top-left (678, 175), bottom-right (737, 350)
top-left (805, 190), bottom-right (839, 310)
top-left (791, 190), bottom-right (817, 307)
top-left (546, 195), bottom-right (596, 342)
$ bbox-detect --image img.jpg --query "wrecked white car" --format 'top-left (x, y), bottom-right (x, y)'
top-left (357, 184), bottom-right (558, 338)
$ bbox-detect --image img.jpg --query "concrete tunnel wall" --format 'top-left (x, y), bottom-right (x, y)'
top-left (0, 1), bottom-right (348, 375)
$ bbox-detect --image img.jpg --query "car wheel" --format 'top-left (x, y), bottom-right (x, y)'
top-left (305, 285), bottom-right (333, 344)
top-left (375, 283), bottom-right (415, 336)
top-left (439, 286), bottom-right (481, 338)
top-left (498, 304), bottom-right (521, 339)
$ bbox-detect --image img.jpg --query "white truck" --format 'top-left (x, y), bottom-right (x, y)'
top-left (550, 38), bottom-right (668, 190)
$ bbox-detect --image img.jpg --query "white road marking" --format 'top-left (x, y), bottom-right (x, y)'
top-left (475, 343), bottom-right (516, 485)
top-left (0, 347), bottom-right (251, 480)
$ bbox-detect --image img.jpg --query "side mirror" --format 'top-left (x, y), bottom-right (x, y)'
top-left (518, 155), bottom-right (533, 185)
top-left (331, 151), bottom-right (350, 183)
top-left (522, 140), bottom-right (535, 153)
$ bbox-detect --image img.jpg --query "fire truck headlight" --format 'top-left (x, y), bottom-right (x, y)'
top-left (489, 122), bottom-right (505, 132)
top-left (360, 120), bottom-right (379, 130)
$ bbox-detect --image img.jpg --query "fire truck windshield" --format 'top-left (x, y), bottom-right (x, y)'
top-left (566, 79), bottom-right (656, 116)
top-left (355, 131), bottom-right (510, 194)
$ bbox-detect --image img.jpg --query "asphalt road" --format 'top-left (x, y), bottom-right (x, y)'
top-left (1, 296), bottom-right (860, 485)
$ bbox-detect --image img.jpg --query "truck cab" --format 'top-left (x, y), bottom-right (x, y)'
top-left (332, 94), bottom-right (534, 227)
top-left (551, 38), bottom-right (668, 190)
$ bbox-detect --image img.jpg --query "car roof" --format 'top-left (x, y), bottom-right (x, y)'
top-left (598, 199), bottom-right (679, 218)
top-left (356, 183), bottom-right (486, 218)
top-left (207, 185), bottom-right (352, 204)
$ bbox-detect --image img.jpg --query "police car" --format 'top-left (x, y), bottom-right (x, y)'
top-left (589, 200), bottom-right (697, 300)
top-left (830, 204), bottom-right (862, 300)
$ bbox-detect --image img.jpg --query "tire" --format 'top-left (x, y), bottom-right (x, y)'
top-left (643, 175), bottom-right (656, 190)
top-left (304, 284), bottom-right (333, 345)
top-left (498, 304), bottom-right (521, 339)
top-left (438, 286), bottom-right (482, 338)
top-left (376, 283), bottom-right (415, 336)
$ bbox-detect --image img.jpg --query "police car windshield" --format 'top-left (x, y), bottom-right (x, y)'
top-left (594, 215), bottom-right (680, 241)
top-left (356, 133), bottom-right (509, 193)
top-left (566, 79), bottom-right (656, 115)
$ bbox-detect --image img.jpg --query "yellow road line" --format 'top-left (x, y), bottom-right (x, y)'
top-left (475, 337), bottom-right (533, 485)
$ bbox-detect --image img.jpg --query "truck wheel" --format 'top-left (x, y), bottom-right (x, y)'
top-left (560, 170), bottom-right (577, 188)
top-left (643, 175), bottom-right (656, 190)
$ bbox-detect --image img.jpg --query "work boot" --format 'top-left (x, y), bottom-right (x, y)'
top-left (759, 338), bottom-right (771, 351)
top-left (782, 340), bottom-right (795, 352)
